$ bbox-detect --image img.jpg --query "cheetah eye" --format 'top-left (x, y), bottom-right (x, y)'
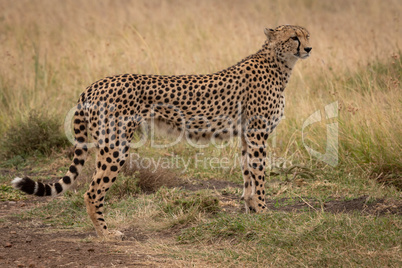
top-left (291, 36), bottom-right (299, 41)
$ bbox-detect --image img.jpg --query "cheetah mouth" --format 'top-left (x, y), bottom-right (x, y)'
top-left (294, 53), bottom-right (310, 59)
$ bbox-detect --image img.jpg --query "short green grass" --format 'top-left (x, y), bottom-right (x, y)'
top-left (0, 183), bottom-right (27, 201)
top-left (178, 212), bottom-right (401, 267)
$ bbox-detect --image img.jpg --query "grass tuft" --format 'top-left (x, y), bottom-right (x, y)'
top-left (0, 110), bottom-right (69, 160)
top-left (121, 159), bottom-right (180, 193)
top-left (0, 183), bottom-right (27, 201)
top-left (155, 187), bottom-right (220, 227)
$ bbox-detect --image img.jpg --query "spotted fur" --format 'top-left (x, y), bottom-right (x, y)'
top-left (12, 25), bottom-right (311, 238)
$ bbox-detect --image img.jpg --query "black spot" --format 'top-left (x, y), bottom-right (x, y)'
top-left (63, 176), bottom-right (71, 184)
top-left (45, 184), bottom-right (52, 196)
top-left (103, 177), bottom-right (110, 183)
top-left (75, 149), bottom-right (83, 156)
top-left (77, 137), bottom-right (85, 143)
top-left (36, 182), bottom-right (45, 196)
top-left (110, 166), bottom-right (118, 172)
top-left (69, 165), bottom-right (78, 174)
top-left (55, 183), bottom-right (63, 194)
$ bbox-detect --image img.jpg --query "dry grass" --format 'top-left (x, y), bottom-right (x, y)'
top-left (121, 158), bottom-right (180, 193)
top-left (1, 0), bottom-right (400, 113)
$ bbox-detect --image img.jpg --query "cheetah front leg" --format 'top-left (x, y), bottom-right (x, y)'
top-left (242, 134), bottom-right (267, 213)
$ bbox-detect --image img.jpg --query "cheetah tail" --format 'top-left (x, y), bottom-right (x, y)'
top-left (11, 104), bottom-right (89, 197)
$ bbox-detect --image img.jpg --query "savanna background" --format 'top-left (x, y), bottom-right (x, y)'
top-left (0, 0), bottom-right (401, 267)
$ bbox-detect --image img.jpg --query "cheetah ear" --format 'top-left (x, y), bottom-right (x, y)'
top-left (264, 28), bottom-right (275, 41)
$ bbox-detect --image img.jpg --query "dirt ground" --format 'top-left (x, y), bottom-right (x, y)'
top-left (1, 179), bottom-right (401, 268)
top-left (1, 198), bottom-right (176, 268)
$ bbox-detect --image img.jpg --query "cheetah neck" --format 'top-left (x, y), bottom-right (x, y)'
top-left (219, 43), bottom-right (297, 91)
top-left (254, 44), bottom-right (296, 91)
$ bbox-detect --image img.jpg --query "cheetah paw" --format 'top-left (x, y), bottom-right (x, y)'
top-left (103, 230), bottom-right (125, 241)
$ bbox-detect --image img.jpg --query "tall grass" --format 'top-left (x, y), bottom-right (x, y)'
top-left (0, 0), bottom-right (400, 175)
top-left (278, 52), bottom-right (402, 173)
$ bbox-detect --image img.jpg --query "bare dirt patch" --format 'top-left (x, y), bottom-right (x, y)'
top-left (0, 225), bottom-right (176, 268)
top-left (0, 199), bottom-right (181, 268)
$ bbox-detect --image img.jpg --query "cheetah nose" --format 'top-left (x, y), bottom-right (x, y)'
top-left (304, 47), bottom-right (312, 53)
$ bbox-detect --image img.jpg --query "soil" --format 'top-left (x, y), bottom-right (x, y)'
top-left (0, 199), bottom-right (174, 268)
top-left (1, 178), bottom-right (401, 267)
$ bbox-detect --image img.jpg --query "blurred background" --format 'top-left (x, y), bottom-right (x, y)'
top-left (0, 0), bottom-right (401, 183)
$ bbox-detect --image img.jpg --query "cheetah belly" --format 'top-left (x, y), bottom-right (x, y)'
top-left (140, 106), bottom-right (244, 143)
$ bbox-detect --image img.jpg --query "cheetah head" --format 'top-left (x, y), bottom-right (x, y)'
top-left (264, 25), bottom-right (312, 62)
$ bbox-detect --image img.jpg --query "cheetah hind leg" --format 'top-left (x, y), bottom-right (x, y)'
top-left (84, 143), bottom-right (131, 240)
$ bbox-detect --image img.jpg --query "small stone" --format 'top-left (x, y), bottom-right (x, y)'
top-left (4, 242), bottom-right (12, 248)
top-left (26, 236), bottom-right (32, 243)
top-left (10, 231), bottom-right (17, 234)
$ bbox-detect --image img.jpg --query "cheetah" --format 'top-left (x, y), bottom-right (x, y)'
top-left (12, 25), bottom-right (311, 239)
